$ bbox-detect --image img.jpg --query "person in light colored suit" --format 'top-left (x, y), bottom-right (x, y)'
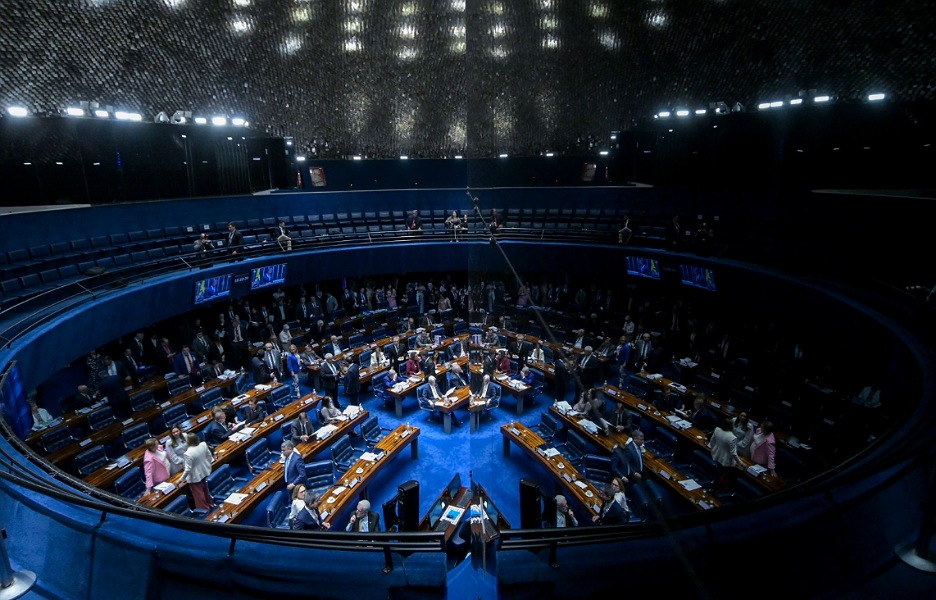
top-left (709, 417), bottom-right (743, 493)
top-left (183, 433), bottom-right (214, 509)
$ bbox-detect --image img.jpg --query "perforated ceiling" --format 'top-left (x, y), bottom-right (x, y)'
top-left (1, 0), bottom-right (933, 158)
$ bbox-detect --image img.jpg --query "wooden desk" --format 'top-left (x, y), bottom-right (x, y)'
top-left (27, 375), bottom-right (171, 447)
top-left (134, 393), bottom-right (321, 509)
top-left (385, 352), bottom-right (469, 418)
top-left (419, 485), bottom-right (471, 544)
top-left (84, 383), bottom-right (280, 490)
top-left (318, 424), bottom-right (420, 527)
top-left (600, 385), bottom-right (785, 493)
top-left (501, 422), bottom-right (601, 519)
top-left (205, 409), bottom-right (370, 523)
top-left (431, 386), bottom-right (471, 434)
top-left (548, 405), bottom-right (721, 511)
top-left (45, 376), bottom-right (238, 466)
top-left (469, 365), bottom-right (532, 415)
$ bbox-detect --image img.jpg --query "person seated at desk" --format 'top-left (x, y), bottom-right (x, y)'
top-left (368, 344), bottom-right (386, 368)
top-left (653, 387), bottom-right (677, 413)
top-left (62, 384), bottom-right (95, 415)
top-left (291, 410), bottom-right (315, 443)
top-left (383, 368), bottom-right (402, 390)
top-left (242, 396), bottom-right (266, 425)
top-left (551, 494), bottom-right (578, 528)
top-left (447, 363), bottom-right (469, 390)
top-left (572, 388), bottom-right (604, 421)
top-left (290, 486), bottom-right (329, 530)
top-left (421, 376), bottom-right (460, 426)
top-left (403, 350), bottom-right (422, 377)
top-left (204, 406), bottom-right (244, 448)
top-left (494, 349), bottom-right (512, 376)
top-left (611, 430), bottom-right (645, 484)
top-left (346, 499), bottom-right (381, 532)
top-left (29, 395), bottom-right (54, 430)
top-left (677, 394), bottom-right (717, 432)
top-left (483, 327), bottom-right (500, 347)
top-left (592, 477), bottom-right (629, 525)
top-left (596, 336), bottom-right (616, 359)
top-left (325, 335), bottom-right (345, 358)
top-left (447, 337), bottom-right (468, 360)
top-left (319, 396), bottom-right (344, 424)
top-left (475, 374), bottom-right (498, 410)
top-left (414, 328), bottom-right (432, 349)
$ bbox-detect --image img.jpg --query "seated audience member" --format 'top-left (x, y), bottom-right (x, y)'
top-left (346, 499), bottom-right (381, 532)
top-left (369, 344), bottom-right (386, 367)
top-left (242, 396), bottom-right (267, 425)
top-left (290, 410), bottom-right (315, 443)
top-left (750, 420), bottom-right (777, 477)
top-left (290, 486), bottom-right (329, 530)
top-left (142, 437), bottom-right (171, 495)
top-left (29, 395), bottom-right (55, 430)
top-left (483, 327), bottom-right (500, 347)
top-left (204, 406), bottom-right (243, 448)
top-left (320, 396), bottom-right (343, 424)
top-left (552, 494), bottom-right (578, 528)
top-left (679, 394), bottom-right (717, 432)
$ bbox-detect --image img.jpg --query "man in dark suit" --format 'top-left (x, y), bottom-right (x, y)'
top-left (205, 407), bottom-right (242, 447)
top-left (172, 344), bottom-right (203, 385)
top-left (62, 385), bottom-right (95, 414)
top-left (578, 346), bottom-right (600, 390)
top-left (406, 210), bottom-right (422, 232)
top-left (508, 334), bottom-right (530, 364)
top-left (250, 351), bottom-right (272, 385)
top-left (290, 411), bottom-right (315, 443)
top-left (96, 374), bottom-right (131, 418)
top-left (447, 337), bottom-right (468, 360)
top-left (687, 396), bottom-right (717, 432)
top-left (611, 430), bottom-right (645, 484)
top-left (385, 336), bottom-right (407, 368)
top-left (282, 440), bottom-right (306, 492)
top-left (226, 222), bottom-right (243, 255)
top-left (120, 348), bottom-right (143, 383)
top-left (320, 354), bottom-right (340, 399)
top-left (344, 361), bottom-right (361, 406)
top-left (346, 499), bottom-right (381, 532)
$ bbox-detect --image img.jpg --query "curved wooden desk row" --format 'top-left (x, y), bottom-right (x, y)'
top-left (43, 375), bottom-right (240, 466)
top-left (205, 410), bottom-right (373, 523)
top-left (127, 392), bottom-right (322, 508)
top-left (318, 424), bottom-right (420, 527)
top-left (27, 373), bottom-right (172, 447)
top-left (547, 406), bottom-right (721, 511)
top-left (599, 385), bottom-right (785, 493)
top-left (501, 422), bottom-right (603, 520)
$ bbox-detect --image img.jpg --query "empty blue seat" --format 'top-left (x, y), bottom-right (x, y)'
top-left (205, 464), bottom-right (248, 503)
top-left (265, 490), bottom-right (290, 529)
top-left (130, 390), bottom-right (154, 413)
top-left (305, 459), bottom-right (335, 495)
top-left (245, 439), bottom-right (277, 473)
top-left (75, 445), bottom-right (108, 477)
top-left (121, 422), bottom-right (151, 451)
top-left (114, 467), bottom-right (145, 501)
top-left (87, 407), bottom-right (115, 431)
top-left (268, 385), bottom-right (292, 408)
top-left (330, 436), bottom-right (361, 473)
top-left (39, 427), bottom-right (75, 454)
top-left (161, 403), bottom-right (188, 429)
top-left (194, 387), bottom-right (222, 412)
top-left (167, 377), bottom-right (192, 397)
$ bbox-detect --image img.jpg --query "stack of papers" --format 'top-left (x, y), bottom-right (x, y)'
top-left (544, 448), bottom-right (560, 457)
top-left (555, 401), bottom-right (573, 413)
top-left (574, 480), bottom-right (588, 489)
top-left (343, 406), bottom-right (362, 418)
top-left (678, 479), bottom-right (702, 491)
top-left (154, 481), bottom-right (176, 494)
top-left (747, 464), bottom-right (767, 477)
top-left (646, 373), bottom-right (663, 381)
top-left (224, 492), bottom-right (249, 505)
top-left (360, 452), bottom-right (379, 462)
top-left (578, 419), bottom-right (600, 435)
top-left (678, 358), bottom-right (699, 368)
top-left (254, 384), bottom-right (272, 391)
top-left (668, 382), bottom-right (687, 393)
top-left (229, 431), bottom-right (251, 443)
top-left (315, 424), bottom-right (338, 440)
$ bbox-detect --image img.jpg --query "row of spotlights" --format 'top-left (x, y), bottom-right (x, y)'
top-left (6, 105), bottom-right (248, 126)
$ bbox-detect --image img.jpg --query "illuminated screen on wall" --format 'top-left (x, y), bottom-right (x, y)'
top-left (250, 264), bottom-right (287, 290)
top-left (194, 274), bottom-right (232, 305)
top-left (680, 265), bottom-right (717, 291)
top-left (626, 256), bottom-right (660, 279)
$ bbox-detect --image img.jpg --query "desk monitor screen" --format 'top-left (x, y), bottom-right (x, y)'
top-left (427, 499), bottom-right (446, 530)
top-left (626, 257), bottom-right (660, 280)
top-left (250, 263), bottom-right (287, 290)
top-left (194, 274), bottom-right (232, 305)
top-left (446, 473), bottom-right (462, 500)
top-left (482, 498), bottom-right (500, 525)
top-left (679, 264), bottom-right (717, 291)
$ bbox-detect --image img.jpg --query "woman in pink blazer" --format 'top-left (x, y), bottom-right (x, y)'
top-left (749, 420), bottom-right (777, 477)
top-left (142, 437), bottom-right (171, 494)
